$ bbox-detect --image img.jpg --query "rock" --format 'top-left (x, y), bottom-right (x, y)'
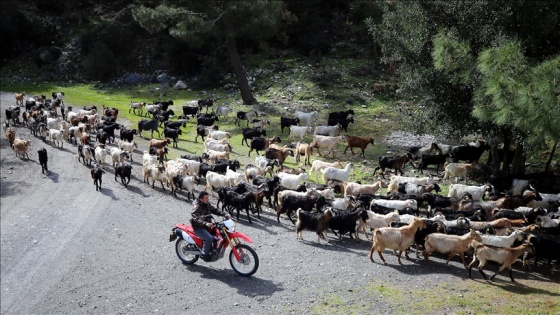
top-left (123, 73), bottom-right (143, 84)
top-left (157, 73), bottom-right (170, 83)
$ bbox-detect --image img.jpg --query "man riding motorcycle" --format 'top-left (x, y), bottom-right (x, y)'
top-left (190, 191), bottom-right (231, 261)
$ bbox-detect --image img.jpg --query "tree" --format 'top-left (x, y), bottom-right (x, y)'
top-left (132, 1), bottom-right (284, 105)
top-left (368, 0), bottom-right (560, 174)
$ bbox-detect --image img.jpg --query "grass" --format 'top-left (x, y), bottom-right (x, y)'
top-left (306, 279), bottom-right (560, 314)
top-left (3, 54), bottom-right (557, 188)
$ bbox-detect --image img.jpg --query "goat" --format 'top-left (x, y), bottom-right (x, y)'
top-left (397, 182), bottom-right (441, 196)
top-left (248, 136), bottom-right (281, 157)
top-left (369, 217), bottom-right (427, 265)
top-left (321, 162), bottom-right (353, 183)
top-left (235, 111), bottom-right (258, 127)
top-left (311, 135), bottom-right (346, 158)
top-left (407, 143), bottom-right (441, 167)
top-left (343, 135), bottom-right (374, 158)
top-left (277, 172), bottom-right (309, 190)
top-left (289, 125), bottom-right (313, 141)
top-left (344, 181), bottom-right (384, 197)
top-left (241, 127), bottom-right (267, 146)
top-left (356, 210), bottom-right (401, 240)
top-left (15, 92), bottom-right (25, 106)
top-left (443, 162), bottom-right (478, 183)
top-left (314, 124), bottom-right (342, 137)
top-left (264, 147), bottom-right (294, 165)
top-left (450, 141), bottom-right (490, 163)
top-left (373, 153), bottom-right (411, 179)
top-left (91, 164), bottom-right (105, 191)
top-left (328, 109), bottom-right (355, 120)
top-left (114, 162), bottom-right (132, 187)
top-left (468, 242), bottom-right (534, 282)
top-left (309, 160), bottom-right (343, 182)
top-left (418, 153), bottom-right (449, 174)
top-left (327, 117), bottom-right (354, 133)
top-left (423, 230), bottom-right (483, 267)
top-left (38, 148), bottom-right (48, 173)
top-left (448, 183), bottom-right (493, 201)
top-left (295, 208), bottom-right (333, 243)
top-left (294, 110), bottom-right (317, 126)
top-left (280, 117), bottom-right (300, 133)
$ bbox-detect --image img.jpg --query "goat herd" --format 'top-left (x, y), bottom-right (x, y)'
top-left (3, 91), bottom-right (560, 282)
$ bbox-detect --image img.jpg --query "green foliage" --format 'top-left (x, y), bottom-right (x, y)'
top-left (370, 0), bottom-right (560, 146)
top-left (432, 31), bottom-right (475, 86)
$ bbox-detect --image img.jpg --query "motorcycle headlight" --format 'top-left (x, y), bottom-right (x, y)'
top-left (224, 219), bottom-right (235, 232)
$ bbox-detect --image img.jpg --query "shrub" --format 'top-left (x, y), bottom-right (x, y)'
top-left (80, 42), bottom-right (117, 80)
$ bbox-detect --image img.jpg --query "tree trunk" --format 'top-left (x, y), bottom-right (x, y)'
top-left (512, 144), bottom-right (525, 175)
top-left (490, 145), bottom-right (501, 176)
top-left (545, 138), bottom-right (559, 172)
top-left (226, 34), bottom-right (256, 105)
top-left (501, 132), bottom-right (511, 175)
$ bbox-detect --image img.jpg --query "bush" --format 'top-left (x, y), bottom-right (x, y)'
top-left (80, 42), bottom-right (117, 80)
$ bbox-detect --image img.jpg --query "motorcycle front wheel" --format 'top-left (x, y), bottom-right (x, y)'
top-left (175, 238), bottom-right (199, 265)
top-left (229, 244), bottom-right (259, 277)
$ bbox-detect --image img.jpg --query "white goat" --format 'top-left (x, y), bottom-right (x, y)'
top-left (244, 165), bottom-right (272, 181)
top-left (118, 140), bottom-right (138, 162)
top-left (448, 183), bottom-right (494, 201)
top-left (208, 129), bottom-right (230, 140)
top-left (356, 210), bottom-right (400, 240)
top-left (289, 125), bottom-right (313, 141)
top-left (309, 160), bottom-right (343, 182)
top-left (321, 162), bottom-right (353, 183)
top-left (225, 166), bottom-right (245, 186)
top-left (175, 158), bottom-right (201, 176)
top-left (312, 135), bottom-right (346, 158)
top-left (477, 229), bottom-right (525, 248)
top-left (205, 171), bottom-right (233, 193)
top-left (294, 110), bottom-right (317, 126)
top-left (314, 124), bottom-right (341, 137)
top-left (277, 172), bottom-right (309, 190)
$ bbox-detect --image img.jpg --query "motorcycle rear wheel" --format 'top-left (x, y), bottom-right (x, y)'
top-left (175, 239), bottom-right (199, 265)
top-left (229, 244), bottom-right (259, 277)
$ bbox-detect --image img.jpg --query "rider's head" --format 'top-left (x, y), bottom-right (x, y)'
top-left (198, 191), bottom-right (210, 204)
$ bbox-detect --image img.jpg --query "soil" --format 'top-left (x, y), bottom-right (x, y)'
top-left (1, 92), bottom-right (557, 314)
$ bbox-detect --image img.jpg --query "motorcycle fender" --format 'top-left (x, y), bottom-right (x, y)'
top-left (181, 231), bottom-right (197, 244)
top-left (228, 231), bottom-right (253, 243)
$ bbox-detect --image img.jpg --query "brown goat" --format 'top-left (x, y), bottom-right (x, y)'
top-left (80, 132), bottom-right (91, 145)
top-left (265, 147), bottom-right (294, 165)
top-left (5, 127), bottom-right (16, 147)
top-left (344, 135), bottom-right (374, 157)
top-left (15, 92), bottom-right (25, 106)
top-left (369, 217), bottom-right (427, 265)
top-left (149, 138), bottom-right (171, 149)
top-left (295, 142), bottom-right (314, 166)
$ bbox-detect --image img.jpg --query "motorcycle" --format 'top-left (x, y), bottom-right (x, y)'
top-left (169, 217), bottom-right (259, 277)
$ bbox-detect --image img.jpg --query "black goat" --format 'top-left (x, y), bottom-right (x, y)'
top-left (280, 117), bottom-right (300, 134)
top-left (114, 162), bottom-right (132, 187)
top-left (38, 148), bottom-right (48, 174)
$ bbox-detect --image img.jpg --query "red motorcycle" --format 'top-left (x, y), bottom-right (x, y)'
top-left (169, 218), bottom-right (259, 277)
